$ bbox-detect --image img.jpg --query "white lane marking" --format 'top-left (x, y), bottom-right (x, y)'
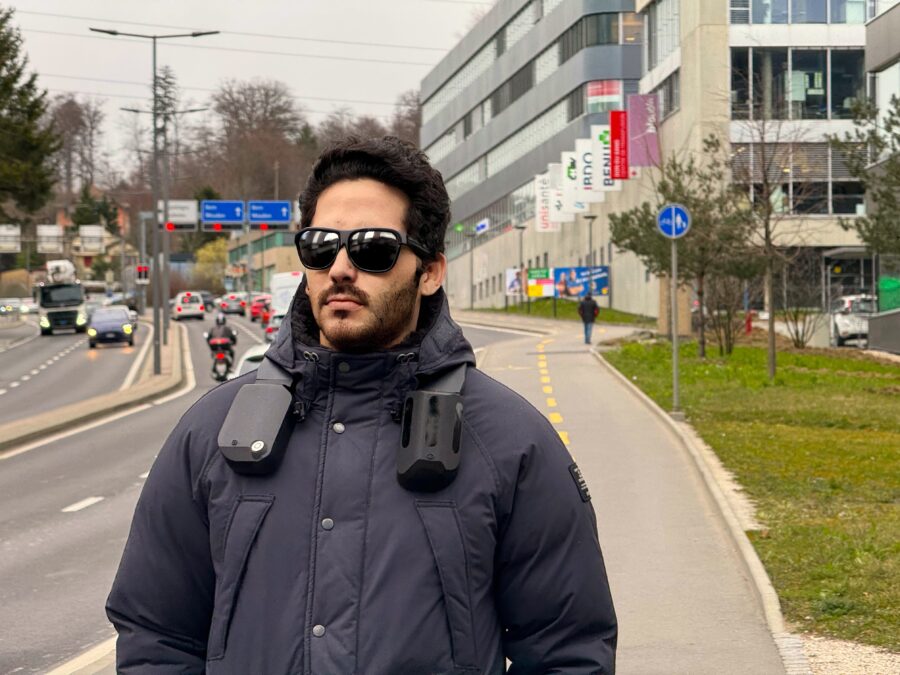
top-left (0, 389), bottom-right (6, 395)
top-left (153, 323), bottom-right (195, 406)
top-left (455, 321), bottom-right (546, 337)
top-left (39, 364), bottom-right (47, 370)
top-left (30, 369), bottom-right (39, 375)
top-left (235, 320), bottom-right (265, 345)
top-left (9, 382), bottom-right (19, 388)
top-left (20, 375), bottom-right (30, 381)
top-left (0, 321), bottom-right (40, 354)
top-left (45, 636), bottom-right (117, 675)
top-left (138, 471), bottom-right (149, 479)
top-left (61, 496), bottom-right (104, 513)
top-left (119, 323), bottom-right (154, 391)
top-left (0, 403), bottom-right (153, 461)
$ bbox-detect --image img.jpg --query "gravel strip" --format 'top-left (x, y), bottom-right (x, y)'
top-left (803, 635), bottom-right (900, 674)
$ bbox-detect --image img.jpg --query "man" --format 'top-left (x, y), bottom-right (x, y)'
top-left (578, 292), bottom-right (600, 345)
top-left (207, 312), bottom-right (237, 360)
top-left (107, 136), bottom-right (617, 674)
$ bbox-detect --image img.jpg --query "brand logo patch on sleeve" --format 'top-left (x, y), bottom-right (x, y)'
top-left (568, 463), bottom-right (591, 502)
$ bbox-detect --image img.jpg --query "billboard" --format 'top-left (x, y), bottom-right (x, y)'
top-left (575, 139), bottom-right (605, 203)
top-left (560, 152), bottom-right (588, 213)
top-left (610, 111), bottom-right (629, 180)
top-left (591, 125), bottom-right (622, 192)
top-left (547, 162), bottom-right (574, 223)
top-left (553, 266), bottom-right (610, 298)
top-left (0, 224), bottom-right (21, 253)
top-left (505, 267), bottom-right (526, 296)
top-left (627, 93), bottom-right (661, 168)
top-left (36, 224), bottom-right (63, 254)
top-left (527, 268), bottom-right (555, 298)
top-left (534, 172), bottom-right (560, 232)
top-left (79, 225), bottom-right (104, 253)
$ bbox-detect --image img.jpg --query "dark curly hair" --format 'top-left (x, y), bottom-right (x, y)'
top-left (298, 136), bottom-right (450, 260)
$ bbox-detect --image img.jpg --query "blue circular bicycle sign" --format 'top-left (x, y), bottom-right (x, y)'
top-left (657, 203), bottom-right (691, 239)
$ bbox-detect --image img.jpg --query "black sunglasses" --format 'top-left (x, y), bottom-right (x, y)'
top-left (295, 227), bottom-right (431, 273)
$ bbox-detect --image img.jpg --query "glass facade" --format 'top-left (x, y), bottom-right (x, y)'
top-left (732, 0), bottom-right (867, 20)
top-left (731, 47), bottom-right (865, 121)
top-left (646, 0), bottom-right (680, 72)
top-left (445, 181), bottom-right (535, 255)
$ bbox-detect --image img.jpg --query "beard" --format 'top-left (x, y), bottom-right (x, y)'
top-left (314, 274), bottom-right (420, 353)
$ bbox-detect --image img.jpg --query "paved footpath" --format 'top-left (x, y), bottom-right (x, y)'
top-left (458, 311), bottom-right (786, 675)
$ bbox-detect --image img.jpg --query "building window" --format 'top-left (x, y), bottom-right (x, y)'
top-left (792, 0), bottom-right (828, 22)
top-left (831, 181), bottom-right (864, 213)
top-left (732, 48), bottom-right (751, 119)
top-left (621, 12), bottom-right (643, 43)
top-left (831, 0), bottom-right (867, 21)
top-left (791, 49), bottom-right (827, 119)
top-left (585, 13), bottom-right (619, 46)
top-left (752, 0), bottom-right (789, 22)
top-left (646, 0), bottom-right (680, 72)
top-left (535, 43), bottom-right (560, 84)
top-left (655, 71), bottom-right (680, 119)
top-left (831, 50), bottom-right (865, 119)
top-left (752, 48), bottom-right (789, 119)
top-left (567, 86), bottom-right (585, 122)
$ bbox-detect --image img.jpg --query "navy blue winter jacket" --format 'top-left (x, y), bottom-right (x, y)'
top-left (107, 284), bottom-right (617, 674)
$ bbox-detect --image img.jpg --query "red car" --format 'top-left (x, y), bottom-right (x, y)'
top-left (250, 294), bottom-right (272, 322)
top-left (219, 293), bottom-right (247, 316)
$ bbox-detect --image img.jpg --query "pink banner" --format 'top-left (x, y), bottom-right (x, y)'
top-left (610, 111), bottom-right (629, 180)
top-left (627, 94), bottom-right (660, 167)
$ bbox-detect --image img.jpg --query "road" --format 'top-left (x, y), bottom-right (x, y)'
top-left (0, 314), bottom-right (512, 674)
top-left (0, 319), bottom-right (147, 426)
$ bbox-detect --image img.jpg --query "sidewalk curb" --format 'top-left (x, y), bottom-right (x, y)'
top-left (452, 315), bottom-right (554, 335)
top-left (0, 323), bottom-right (186, 456)
top-left (591, 349), bottom-right (812, 675)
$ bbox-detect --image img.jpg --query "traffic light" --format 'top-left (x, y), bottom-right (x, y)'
top-left (135, 264), bottom-right (150, 285)
top-left (201, 221), bottom-right (243, 232)
top-left (158, 220), bottom-right (197, 232)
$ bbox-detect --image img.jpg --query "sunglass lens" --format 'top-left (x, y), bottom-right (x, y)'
top-left (298, 230), bottom-right (340, 269)
top-left (348, 230), bottom-right (401, 272)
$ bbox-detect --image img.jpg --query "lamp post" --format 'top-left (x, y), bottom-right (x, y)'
top-left (514, 222), bottom-right (526, 309)
top-left (584, 214), bottom-right (597, 269)
top-left (465, 231), bottom-right (476, 311)
top-left (91, 26), bottom-right (219, 375)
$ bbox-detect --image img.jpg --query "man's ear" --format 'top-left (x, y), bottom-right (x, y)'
top-left (419, 253), bottom-right (447, 297)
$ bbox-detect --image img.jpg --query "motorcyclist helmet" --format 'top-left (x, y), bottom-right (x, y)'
top-left (215, 312), bottom-right (227, 326)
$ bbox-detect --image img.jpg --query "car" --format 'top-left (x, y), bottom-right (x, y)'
top-left (219, 292), bottom-right (248, 316)
top-left (831, 294), bottom-right (876, 346)
top-left (84, 299), bottom-right (104, 319)
top-left (0, 298), bottom-right (20, 315)
top-left (104, 304), bottom-right (138, 331)
top-left (87, 306), bottom-right (135, 348)
top-left (200, 291), bottom-right (215, 312)
top-left (250, 294), bottom-right (272, 322)
top-left (173, 291), bottom-right (206, 320)
top-left (227, 343), bottom-right (269, 380)
top-left (264, 313), bottom-right (284, 342)
top-left (18, 298), bottom-right (37, 315)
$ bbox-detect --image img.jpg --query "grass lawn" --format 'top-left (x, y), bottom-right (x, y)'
top-left (604, 341), bottom-right (900, 650)
top-left (485, 297), bottom-right (656, 326)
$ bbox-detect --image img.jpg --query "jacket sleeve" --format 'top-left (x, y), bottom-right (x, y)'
top-left (106, 420), bottom-right (215, 673)
top-left (496, 426), bottom-right (618, 674)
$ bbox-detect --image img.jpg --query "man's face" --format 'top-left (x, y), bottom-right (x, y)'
top-left (304, 178), bottom-right (445, 352)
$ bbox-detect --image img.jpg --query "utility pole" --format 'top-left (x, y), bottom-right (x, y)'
top-left (584, 214), bottom-right (596, 269)
top-left (161, 118), bottom-right (171, 345)
top-left (91, 26), bottom-right (219, 375)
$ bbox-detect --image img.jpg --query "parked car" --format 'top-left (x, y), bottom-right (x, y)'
top-left (0, 298), bottom-right (19, 315)
top-left (227, 343), bottom-right (269, 379)
top-left (173, 291), bottom-right (206, 320)
top-left (87, 306), bottom-right (134, 348)
top-left (831, 294), bottom-right (876, 346)
top-left (219, 292), bottom-right (248, 316)
top-left (250, 294), bottom-right (272, 322)
top-left (18, 298), bottom-right (38, 315)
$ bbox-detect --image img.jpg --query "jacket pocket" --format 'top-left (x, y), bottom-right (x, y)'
top-left (207, 495), bottom-right (274, 661)
top-left (415, 500), bottom-right (479, 670)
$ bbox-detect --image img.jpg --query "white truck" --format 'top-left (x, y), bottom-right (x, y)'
top-left (35, 260), bottom-right (87, 335)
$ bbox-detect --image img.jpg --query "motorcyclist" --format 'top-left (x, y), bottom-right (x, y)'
top-left (207, 312), bottom-right (237, 361)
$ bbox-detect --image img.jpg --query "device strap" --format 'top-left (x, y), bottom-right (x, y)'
top-left (418, 363), bottom-right (467, 395)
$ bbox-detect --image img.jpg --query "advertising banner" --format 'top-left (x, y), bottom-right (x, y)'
top-left (505, 267), bottom-right (526, 296)
top-left (586, 80), bottom-right (623, 113)
top-left (36, 224), bottom-right (63, 254)
top-left (590, 125), bottom-right (621, 192)
top-left (0, 224), bottom-right (21, 253)
top-left (547, 163), bottom-right (574, 223)
top-left (78, 225), bottom-right (104, 253)
top-left (560, 152), bottom-right (588, 213)
top-left (575, 139), bottom-right (605, 203)
top-left (553, 266), bottom-right (610, 298)
top-left (534, 172), bottom-right (560, 232)
top-left (610, 111), bottom-right (629, 180)
top-left (527, 268), bottom-right (555, 298)
top-left (627, 94), bottom-right (661, 168)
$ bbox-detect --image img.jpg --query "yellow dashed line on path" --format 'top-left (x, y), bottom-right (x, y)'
top-left (546, 397), bottom-right (557, 408)
top-left (542, 385), bottom-right (553, 394)
top-left (548, 412), bottom-right (563, 424)
top-left (540, 376), bottom-right (551, 384)
top-left (539, 368), bottom-right (549, 375)
top-left (558, 431), bottom-right (570, 446)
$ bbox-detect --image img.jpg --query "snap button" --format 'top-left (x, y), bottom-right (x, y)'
top-left (321, 518), bottom-right (334, 530)
top-left (332, 422), bottom-right (345, 434)
top-left (312, 624), bottom-right (325, 637)
top-left (338, 361), bottom-right (350, 373)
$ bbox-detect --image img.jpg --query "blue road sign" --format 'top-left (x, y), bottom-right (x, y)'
top-left (248, 200), bottom-right (292, 223)
top-left (475, 218), bottom-right (491, 235)
top-left (201, 200), bottom-right (244, 224)
top-left (657, 203), bottom-right (691, 239)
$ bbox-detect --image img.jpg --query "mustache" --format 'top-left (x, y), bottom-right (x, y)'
top-left (319, 283), bottom-right (369, 307)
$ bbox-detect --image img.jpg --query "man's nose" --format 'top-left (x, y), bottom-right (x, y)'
top-left (328, 246), bottom-right (357, 283)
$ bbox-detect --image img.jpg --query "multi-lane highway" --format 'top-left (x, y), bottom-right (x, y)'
top-left (0, 314), bottom-right (514, 673)
top-left (0, 319), bottom-right (149, 426)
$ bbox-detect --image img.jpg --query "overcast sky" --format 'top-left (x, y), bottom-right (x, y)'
top-left (12, 0), bottom-right (492, 174)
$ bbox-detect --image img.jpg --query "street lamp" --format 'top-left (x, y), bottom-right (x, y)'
top-left (464, 230), bottom-right (476, 311)
top-left (584, 213), bottom-right (597, 269)
top-left (91, 27), bottom-right (219, 375)
top-left (514, 222), bottom-right (526, 310)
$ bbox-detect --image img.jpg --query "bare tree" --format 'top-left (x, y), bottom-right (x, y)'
top-left (390, 89), bottom-right (422, 146)
top-left (777, 249), bottom-right (829, 348)
top-left (76, 98), bottom-right (104, 189)
top-left (49, 95), bottom-right (85, 209)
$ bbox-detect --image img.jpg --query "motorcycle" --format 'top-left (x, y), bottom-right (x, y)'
top-left (205, 334), bottom-right (234, 382)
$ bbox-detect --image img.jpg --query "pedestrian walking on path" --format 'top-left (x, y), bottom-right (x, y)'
top-left (578, 292), bottom-right (600, 344)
